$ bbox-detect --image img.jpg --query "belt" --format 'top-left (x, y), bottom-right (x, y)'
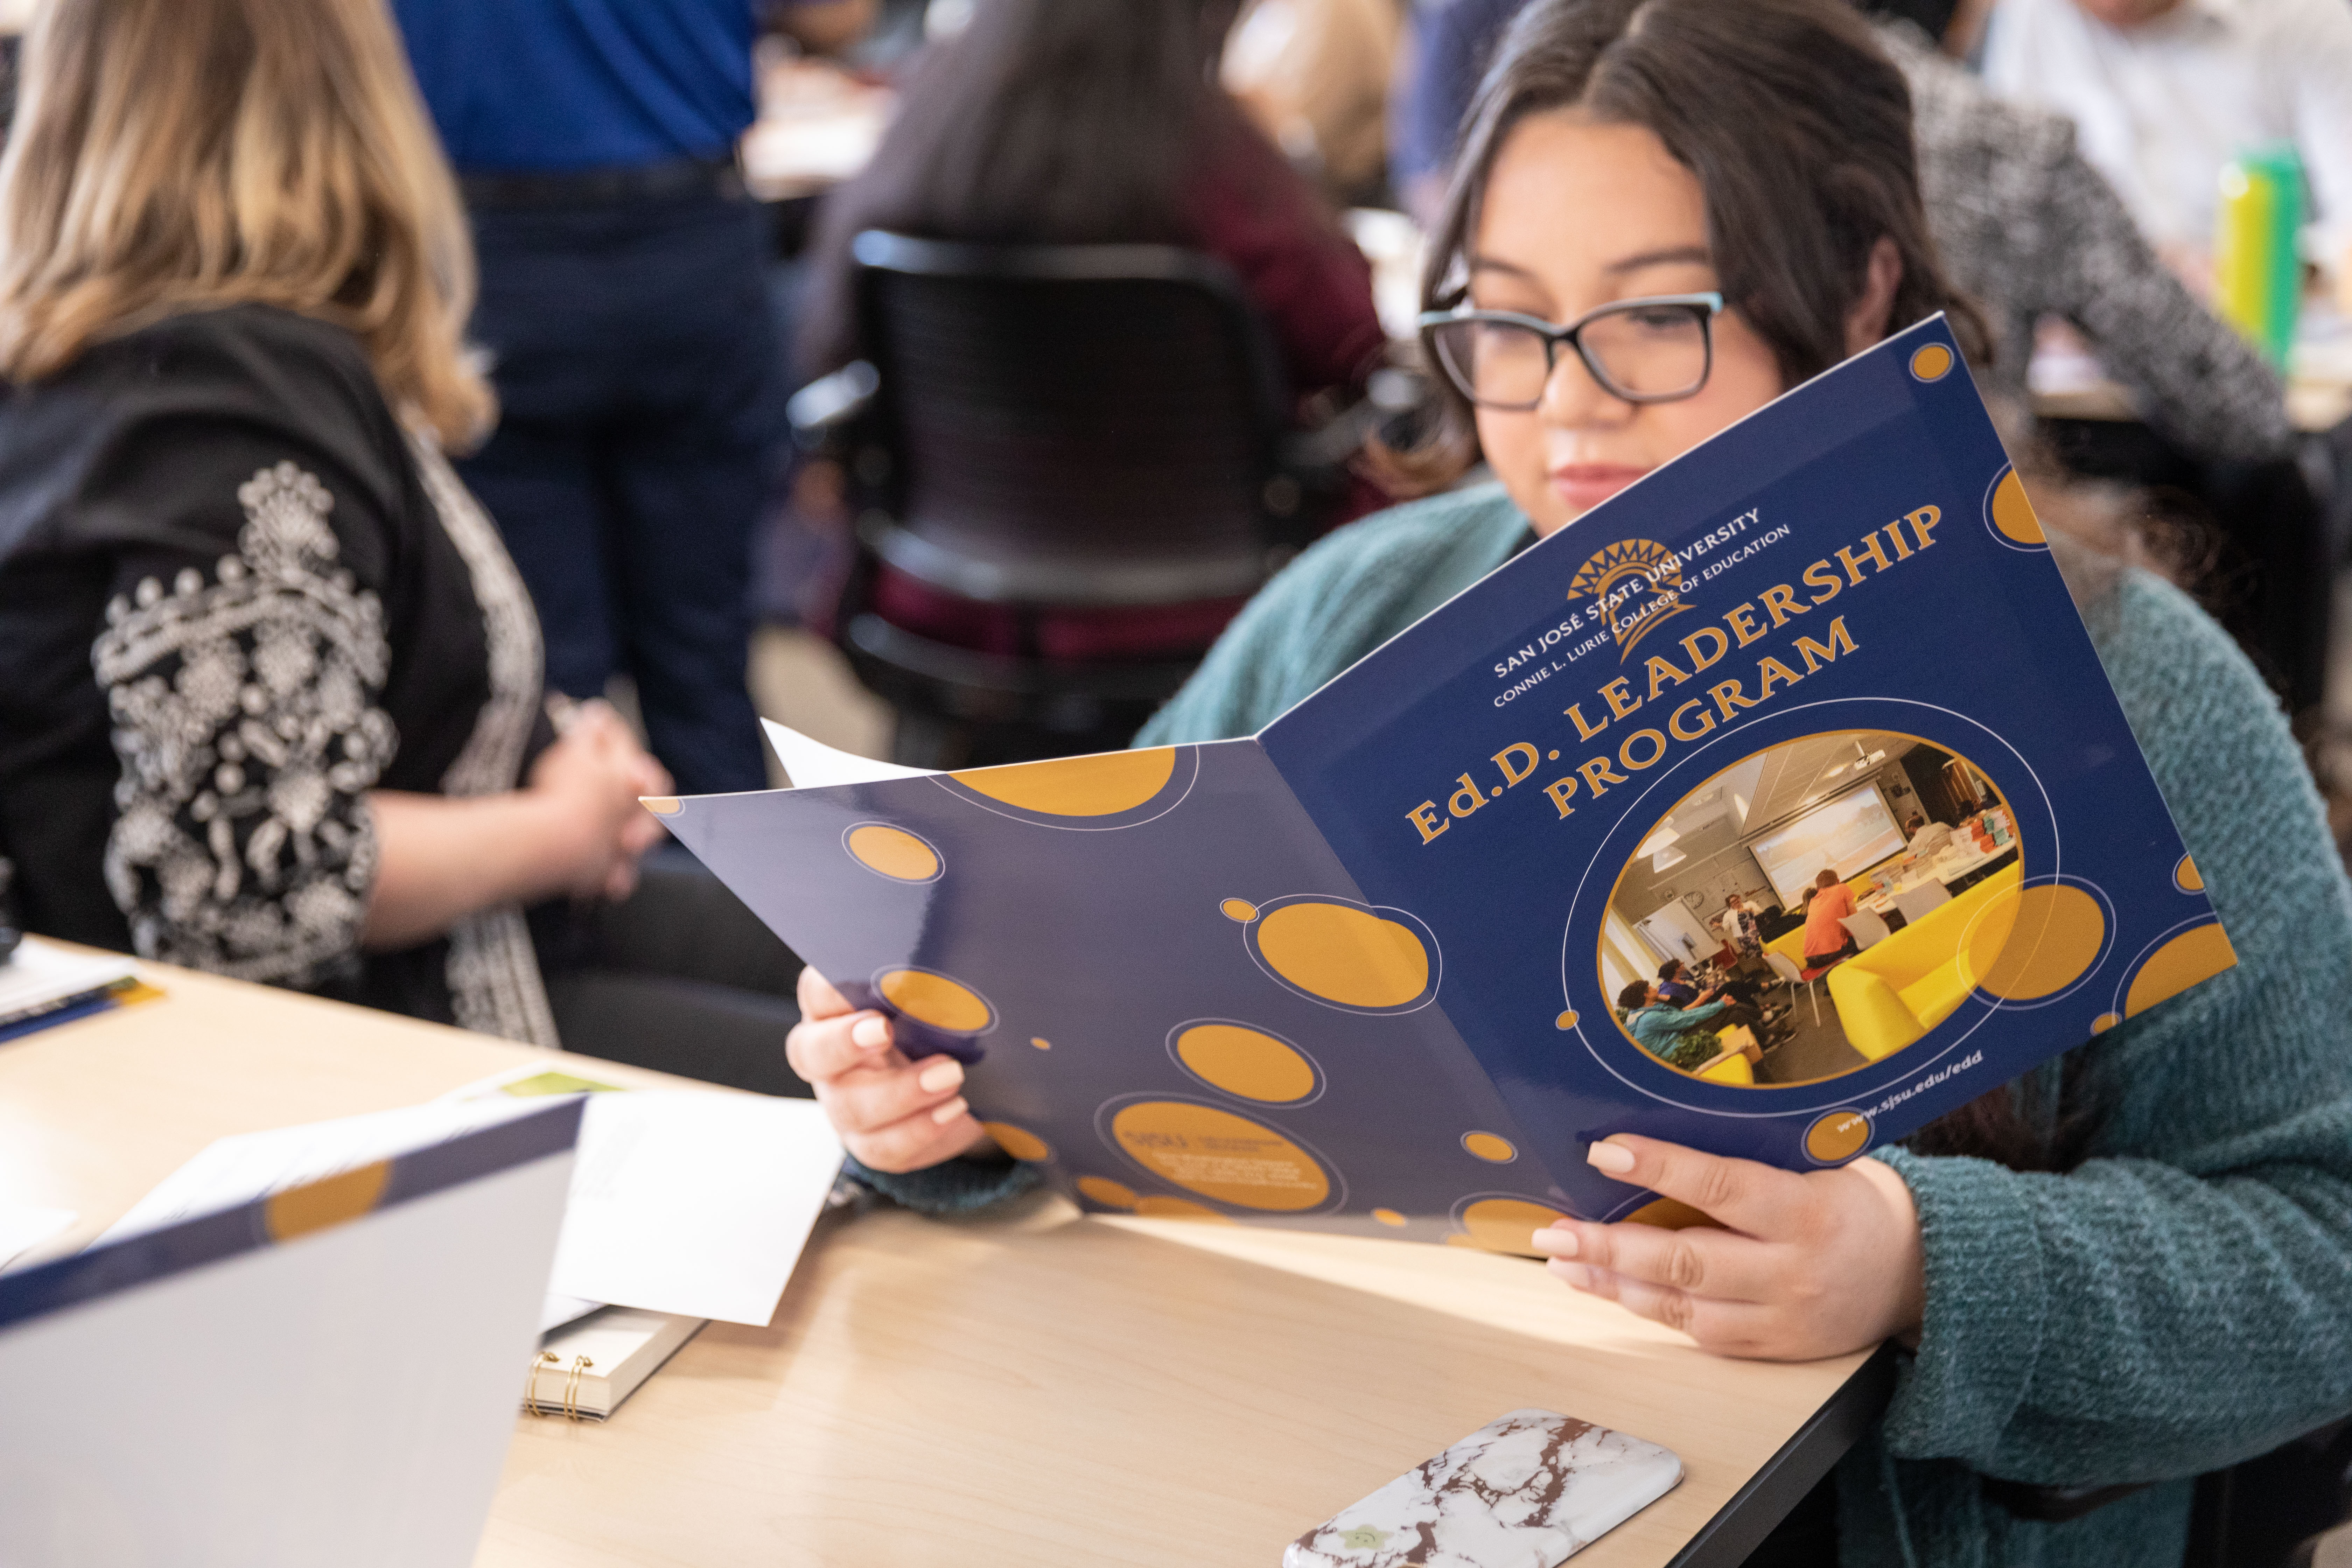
top-left (457, 155), bottom-right (745, 210)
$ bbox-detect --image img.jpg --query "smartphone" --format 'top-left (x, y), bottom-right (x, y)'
top-left (1284, 1409), bottom-right (1682, 1568)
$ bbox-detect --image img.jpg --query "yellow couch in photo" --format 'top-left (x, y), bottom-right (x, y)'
top-left (1696, 1051), bottom-right (1755, 1085)
top-left (1824, 863), bottom-right (2025, 1060)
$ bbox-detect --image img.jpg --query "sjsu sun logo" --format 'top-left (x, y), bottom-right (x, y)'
top-left (1563, 539), bottom-right (1693, 660)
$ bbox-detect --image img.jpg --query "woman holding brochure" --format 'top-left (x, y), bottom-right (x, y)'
top-left (789, 0), bottom-right (2352, 1561)
top-left (0, 0), bottom-right (803, 1085)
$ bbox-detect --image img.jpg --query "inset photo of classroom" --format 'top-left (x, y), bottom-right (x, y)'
top-left (1601, 732), bottom-right (2020, 1087)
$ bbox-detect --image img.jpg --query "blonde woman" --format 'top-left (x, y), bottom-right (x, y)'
top-left (0, 0), bottom-right (802, 1078)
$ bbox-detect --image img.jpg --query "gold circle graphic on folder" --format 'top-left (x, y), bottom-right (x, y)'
top-left (1169, 1022), bottom-right (1319, 1105)
top-left (1460, 1132), bottom-right (1516, 1163)
top-left (264, 1160), bottom-right (391, 1242)
top-left (1076, 1176), bottom-right (1138, 1209)
top-left (1988, 469), bottom-right (2045, 546)
top-left (981, 1122), bottom-right (1052, 1162)
top-left (1803, 1111), bottom-right (1872, 1164)
top-left (1955, 882), bottom-right (2106, 1001)
top-left (1981, 465), bottom-right (2048, 551)
top-left (2121, 922), bottom-right (2238, 1020)
top-left (951, 748), bottom-right (1175, 815)
top-left (844, 823), bottom-right (941, 882)
top-left (1245, 897), bottom-right (1438, 1014)
top-left (875, 967), bottom-right (995, 1034)
top-left (1109, 1102), bottom-right (1331, 1210)
top-left (1451, 1196), bottom-right (1567, 1256)
top-left (1601, 729), bottom-right (2024, 1089)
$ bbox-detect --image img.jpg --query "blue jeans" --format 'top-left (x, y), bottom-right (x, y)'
top-left (459, 186), bottom-right (782, 795)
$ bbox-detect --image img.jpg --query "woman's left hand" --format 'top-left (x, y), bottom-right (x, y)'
top-left (1529, 1134), bottom-right (1925, 1362)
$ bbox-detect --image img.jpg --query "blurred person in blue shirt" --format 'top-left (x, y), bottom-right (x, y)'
top-left (391, 0), bottom-right (872, 796)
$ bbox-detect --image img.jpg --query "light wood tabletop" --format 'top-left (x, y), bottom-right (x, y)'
top-left (0, 959), bottom-right (1888, 1568)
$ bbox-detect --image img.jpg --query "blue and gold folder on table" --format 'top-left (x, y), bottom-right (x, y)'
top-left (659, 318), bottom-right (2236, 1248)
top-left (0, 1100), bottom-right (580, 1567)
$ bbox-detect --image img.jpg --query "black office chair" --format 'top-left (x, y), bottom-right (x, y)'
top-left (792, 231), bottom-right (1353, 768)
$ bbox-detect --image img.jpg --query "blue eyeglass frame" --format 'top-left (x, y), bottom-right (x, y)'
top-left (1415, 290), bottom-right (1727, 409)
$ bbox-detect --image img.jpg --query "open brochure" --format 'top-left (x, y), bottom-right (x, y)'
top-left (656, 317), bottom-right (2235, 1246)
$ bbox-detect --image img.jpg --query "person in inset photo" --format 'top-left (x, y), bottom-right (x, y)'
top-left (1801, 867), bottom-right (1860, 964)
top-left (1614, 978), bottom-right (1763, 1074)
top-left (1904, 811), bottom-right (1955, 856)
top-left (1656, 958), bottom-right (1780, 1038)
top-left (1719, 891), bottom-right (1766, 963)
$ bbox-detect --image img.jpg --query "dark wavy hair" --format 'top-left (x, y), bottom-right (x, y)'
top-left (796, 0), bottom-right (1248, 376)
top-left (1407, 0), bottom-right (1992, 466)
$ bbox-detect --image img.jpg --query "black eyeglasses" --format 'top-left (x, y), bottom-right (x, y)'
top-left (1417, 292), bottom-right (1724, 410)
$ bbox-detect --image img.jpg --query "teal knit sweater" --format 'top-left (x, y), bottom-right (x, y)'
top-left (860, 483), bottom-right (2352, 1565)
top-left (1131, 482), bottom-right (2352, 1568)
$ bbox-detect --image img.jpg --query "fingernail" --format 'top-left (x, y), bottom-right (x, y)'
top-left (917, 1060), bottom-right (963, 1094)
top-left (1586, 1140), bottom-right (1636, 1175)
top-left (930, 1097), bottom-right (969, 1125)
top-left (1549, 1260), bottom-right (1594, 1290)
top-left (1532, 1226), bottom-right (1578, 1258)
top-left (851, 1015), bottom-right (891, 1050)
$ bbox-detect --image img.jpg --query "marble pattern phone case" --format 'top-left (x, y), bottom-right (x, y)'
top-left (1284, 1410), bottom-right (1683, 1568)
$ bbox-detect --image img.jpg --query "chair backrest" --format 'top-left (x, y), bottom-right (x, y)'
top-left (851, 231), bottom-right (1296, 609)
top-left (1763, 950), bottom-right (1804, 985)
top-left (1841, 910), bottom-right (1893, 950)
top-left (1892, 883), bottom-right (1953, 924)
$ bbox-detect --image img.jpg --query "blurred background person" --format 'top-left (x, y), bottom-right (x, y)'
top-left (0, 0), bottom-right (806, 1092)
top-left (1221, 0), bottom-right (1405, 208)
top-left (1982, 0), bottom-right (2352, 299)
top-left (388, 0), bottom-right (878, 798)
top-left (796, 0), bottom-right (1386, 670)
top-left (1388, 0), bottom-right (1525, 227)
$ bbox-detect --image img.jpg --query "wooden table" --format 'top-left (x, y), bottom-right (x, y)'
top-left (2032, 378), bottom-right (2352, 435)
top-left (0, 960), bottom-right (1891, 1568)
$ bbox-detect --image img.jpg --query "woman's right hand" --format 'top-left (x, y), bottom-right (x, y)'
top-left (786, 967), bottom-right (994, 1172)
top-left (525, 699), bottom-right (672, 901)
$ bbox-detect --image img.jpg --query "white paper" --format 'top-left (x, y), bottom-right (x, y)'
top-left (0, 937), bottom-right (135, 1020)
top-left (0, 1206), bottom-right (75, 1269)
top-left (538, 1294), bottom-right (604, 1335)
top-left (0, 1140), bottom-right (571, 1568)
top-left (761, 718), bottom-right (936, 789)
top-left (104, 1091), bottom-right (846, 1329)
top-left (547, 1092), bottom-right (845, 1326)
